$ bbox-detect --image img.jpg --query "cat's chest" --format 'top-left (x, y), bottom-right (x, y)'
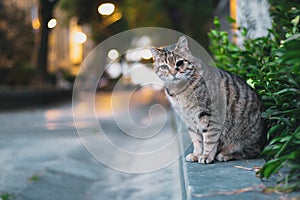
top-left (165, 89), bottom-right (200, 117)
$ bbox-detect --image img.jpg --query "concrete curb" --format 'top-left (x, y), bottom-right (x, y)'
top-left (175, 114), bottom-right (300, 200)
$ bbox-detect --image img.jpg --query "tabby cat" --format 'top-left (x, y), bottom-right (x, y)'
top-left (151, 36), bottom-right (266, 164)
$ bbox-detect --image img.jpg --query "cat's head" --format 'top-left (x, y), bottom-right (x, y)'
top-left (150, 36), bottom-right (195, 83)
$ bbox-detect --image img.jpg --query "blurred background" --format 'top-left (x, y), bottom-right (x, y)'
top-left (0, 0), bottom-right (224, 99)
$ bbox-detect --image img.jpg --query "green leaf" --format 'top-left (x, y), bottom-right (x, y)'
top-left (291, 15), bottom-right (300, 26)
top-left (275, 88), bottom-right (299, 95)
top-left (213, 17), bottom-right (220, 29)
top-left (276, 135), bottom-right (294, 157)
top-left (280, 52), bottom-right (300, 63)
top-left (283, 58), bottom-right (300, 65)
top-left (226, 16), bottom-right (236, 23)
top-left (267, 124), bottom-right (284, 140)
top-left (260, 158), bottom-right (285, 179)
top-left (269, 117), bottom-right (292, 126)
top-left (284, 40), bottom-right (300, 51)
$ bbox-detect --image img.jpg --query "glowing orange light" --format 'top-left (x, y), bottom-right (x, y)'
top-left (32, 18), bottom-right (41, 30)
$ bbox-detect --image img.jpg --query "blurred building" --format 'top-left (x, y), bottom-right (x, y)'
top-left (2, 0), bottom-right (93, 77)
top-left (48, 10), bottom-right (94, 76)
top-left (3, 0), bottom-right (272, 78)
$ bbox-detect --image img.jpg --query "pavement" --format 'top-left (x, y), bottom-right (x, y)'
top-left (0, 91), bottom-right (185, 200)
top-left (0, 90), bottom-right (299, 200)
top-left (178, 120), bottom-right (300, 200)
top-left (182, 152), bottom-right (298, 200)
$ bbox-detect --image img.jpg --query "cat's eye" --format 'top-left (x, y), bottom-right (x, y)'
top-left (160, 64), bottom-right (169, 70)
top-left (176, 60), bottom-right (184, 67)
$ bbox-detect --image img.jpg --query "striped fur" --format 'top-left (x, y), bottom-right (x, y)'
top-left (151, 36), bottom-right (266, 164)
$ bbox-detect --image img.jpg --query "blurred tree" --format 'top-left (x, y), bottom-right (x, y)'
top-left (122, 0), bottom-right (220, 48)
top-left (60, 0), bottom-right (220, 48)
top-left (122, 0), bottom-right (171, 28)
top-left (165, 0), bottom-right (220, 48)
top-left (60, 0), bottom-right (100, 24)
top-left (0, 1), bottom-right (35, 85)
top-left (59, 0), bottom-right (128, 43)
top-left (38, 0), bottom-right (59, 83)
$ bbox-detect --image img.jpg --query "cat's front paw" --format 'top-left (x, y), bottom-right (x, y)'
top-left (185, 153), bottom-right (199, 162)
top-left (216, 153), bottom-right (232, 162)
top-left (198, 154), bottom-right (214, 164)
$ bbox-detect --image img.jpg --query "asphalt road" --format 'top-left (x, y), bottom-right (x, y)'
top-left (0, 91), bottom-right (184, 200)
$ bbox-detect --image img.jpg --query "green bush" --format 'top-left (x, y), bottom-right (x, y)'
top-left (208, 3), bottom-right (300, 192)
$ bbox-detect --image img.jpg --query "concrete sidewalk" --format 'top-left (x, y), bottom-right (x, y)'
top-left (182, 154), bottom-right (281, 200)
top-left (179, 132), bottom-right (300, 199)
top-left (0, 99), bottom-right (183, 200)
top-left (1, 90), bottom-right (299, 200)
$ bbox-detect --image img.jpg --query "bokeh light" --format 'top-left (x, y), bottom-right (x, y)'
top-left (73, 32), bottom-right (87, 44)
top-left (98, 3), bottom-right (115, 15)
top-left (32, 18), bottom-right (41, 30)
top-left (108, 49), bottom-right (119, 60)
top-left (47, 18), bottom-right (57, 29)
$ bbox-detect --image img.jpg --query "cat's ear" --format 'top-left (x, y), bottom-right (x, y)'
top-left (175, 35), bottom-right (189, 52)
top-left (150, 47), bottom-right (161, 60)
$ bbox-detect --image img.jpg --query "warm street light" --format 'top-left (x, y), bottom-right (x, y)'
top-left (98, 3), bottom-right (115, 15)
top-left (47, 18), bottom-right (57, 29)
top-left (73, 32), bottom-right (87, 44)
top-left (32, 18), bottom-right (41, 30)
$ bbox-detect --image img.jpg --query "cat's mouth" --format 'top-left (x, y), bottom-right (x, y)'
top-left (165, 74), bottom-right (182, 83)
top-left (160, 72), bottom-right (184, 83)
top-left (173, 73), bottom-right (185, 80)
